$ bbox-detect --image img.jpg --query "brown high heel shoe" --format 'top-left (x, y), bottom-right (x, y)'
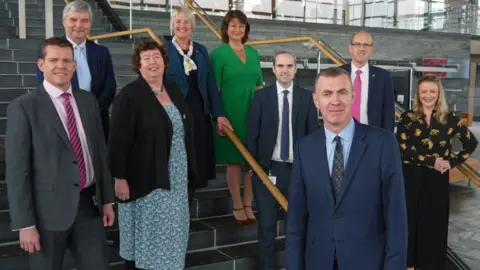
top-left (233, 208), bottom-right (249, 225)
top-left (244, 205), bottom-right (257, 225)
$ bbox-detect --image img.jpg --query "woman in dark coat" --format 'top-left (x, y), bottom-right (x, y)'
top-left (166, 6), bottom-right (232, 205)
top-left (108, 39), bottom-right (196, 270)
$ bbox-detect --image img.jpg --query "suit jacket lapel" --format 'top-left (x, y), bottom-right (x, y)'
top-left (73, 90), bottom-right (95, 155)
top-left (269, 86), bottom-right (279, 127)
top-left (344, 63), bottom-right (352, 74)
top-left (367, 64), bottom-right (376, 117)
top-left (38, 86), bottom-right (71, 150)
top-left (335, 122), bottom-right (367, 209)
top-left (317, 129), bottom-right (335, 206)
top-left (292, 85), bottom-right (302, 143)
top-left (85, 41), bottom-right (96, 92)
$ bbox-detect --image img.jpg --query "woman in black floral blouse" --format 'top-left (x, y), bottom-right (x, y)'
top-left (397, 75), bottom-right (478, 270)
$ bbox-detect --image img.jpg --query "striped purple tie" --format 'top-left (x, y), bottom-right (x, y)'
top-left (61, 93), bottom-right (87, 190)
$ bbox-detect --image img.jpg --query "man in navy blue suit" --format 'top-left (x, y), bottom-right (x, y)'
top-left (286, 67), bottom-right (407, 270)
top-left (245, 51), bottom-right (318, 270)
top-left (36, 0), bottom-right (116, 139)
top-left (339, 31), bottom-right (395, 132)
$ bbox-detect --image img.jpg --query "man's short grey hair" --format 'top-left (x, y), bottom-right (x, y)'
top-left (62, 0), bottom-right (93, 23)
top-left (273, 51), bottom-right (297, 66)
top-left (315, 67), bottom-right (353, 91)
top-left (171, 6), bottom-right (196, 31)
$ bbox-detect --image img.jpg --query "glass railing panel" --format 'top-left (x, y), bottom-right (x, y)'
top-left (104, 0), bottom-right (480, 35)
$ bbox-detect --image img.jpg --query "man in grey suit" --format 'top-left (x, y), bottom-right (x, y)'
top-left (5, 36), bottom-right (115, 270)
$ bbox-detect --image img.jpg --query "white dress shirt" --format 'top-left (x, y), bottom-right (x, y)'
top-left (351, 63), bottom-right (369, 125)
top-left (271, 81), bottom-right (294, 163)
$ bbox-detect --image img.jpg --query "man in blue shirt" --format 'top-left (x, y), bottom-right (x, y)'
top-left (285, 67), bottom-right (407, 270)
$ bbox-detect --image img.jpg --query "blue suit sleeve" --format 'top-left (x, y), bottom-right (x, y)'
top-left (381, 132), bottom-right (408, 269)
top-left (383, 71), bottom-right (395, 132)
top-left (306, 92), bottom-right (319, 134)
top-left (203, 46), bottom-right (225, 117)
top-left (285, 140), bottom-right (307, 270)
top-left (244, 90), bottom-right (262, 162)
top-left (97, 48), bottom-right (117, 110)
top-left (35, 47), bottom-right (44, 83)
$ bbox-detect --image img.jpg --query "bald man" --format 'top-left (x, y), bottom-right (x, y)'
top-left (339, 31), bottom-right (395, 132)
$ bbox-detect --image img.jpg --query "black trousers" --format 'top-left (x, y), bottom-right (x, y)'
top-left (252, 161), bottom-right (292, 270)
top-left (28, 186), bottom-right (109, 270)
top-left (403, 164), bottom-right (449, 270)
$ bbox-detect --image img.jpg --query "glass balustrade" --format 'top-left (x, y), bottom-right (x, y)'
top-left (99, 0), bottom-right (480, 35)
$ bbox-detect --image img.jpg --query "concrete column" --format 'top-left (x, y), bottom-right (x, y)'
top-left (45, 0), bottom-right (54, 38)
top-left (233, 0), bottom-right (244, 11)
top-left (18, 0), bottom-right (26, 38)
top-left (343, 0), bottom-right (349, 25)
top-left (469, 62), bottom-right (476, 115)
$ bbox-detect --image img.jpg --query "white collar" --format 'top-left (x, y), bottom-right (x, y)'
top-left (276, 81), bottom-right (294, 95)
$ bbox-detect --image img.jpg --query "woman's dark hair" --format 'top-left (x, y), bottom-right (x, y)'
top-left (132, 39), bottom-right (169, 75)
top-left (221, 10), bottom-right (250, 44)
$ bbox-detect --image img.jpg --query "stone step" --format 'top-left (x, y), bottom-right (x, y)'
top-left (0, 88), bottom-right (29, 102)
top-left (4, 0), bottom-right (66, 4)
top-left (0, 61), bottom-right (37, 74)
top-left (0, 74), bottom-right (37, 88)
top-left (0, 102), bottom-right (7, 118)
top-left (0, 238), bottom-right (286, 269)
top-left (0, 117), bottom-right (4, 135)
top-left (3, 2), bottom-right (69, 11)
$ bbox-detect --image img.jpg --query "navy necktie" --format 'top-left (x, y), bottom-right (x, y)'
top-left (281, 90), bottom-right (290, 161)
top-left (331, 136), bottom-right (344, 199)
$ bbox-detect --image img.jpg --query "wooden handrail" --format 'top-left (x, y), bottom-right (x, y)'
top-left (223, 126), bottom-right (288, 211)
top-left (87, 28), bottom-right (163, 45)
top-left (184, 0), bottom-right (221, 40)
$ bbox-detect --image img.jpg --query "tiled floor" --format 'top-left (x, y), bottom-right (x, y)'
top-left (448, 122), bottom-right (480, 269)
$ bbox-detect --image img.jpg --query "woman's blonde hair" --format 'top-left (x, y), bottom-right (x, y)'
top-left (412, 74), bottom-right (449, 124)
top-left (170, 6), bottom-right (196, 31)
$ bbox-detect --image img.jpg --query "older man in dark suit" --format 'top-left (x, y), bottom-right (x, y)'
top-left (35, 0), bottom-right (116, 139)
top-left (6, 37), bottom-right (115, 270)
top-left (245, 51), bottom-right (318, 270)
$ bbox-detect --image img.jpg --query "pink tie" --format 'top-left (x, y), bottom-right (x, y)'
top-left (352, 70), bottom-right (362, 121)
top-left (61, 93), bottom-right (87, 190)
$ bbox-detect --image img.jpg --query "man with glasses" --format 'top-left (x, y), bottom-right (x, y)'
top-left (340, 31), bottom-right (395, 132)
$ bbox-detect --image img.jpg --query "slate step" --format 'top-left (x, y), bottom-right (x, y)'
top-left (0, 102), bottom-right (7, 118)
top-left (0, 239), bottom-right (286, 270)
top-left (0, 49), bottom-right (38, 62)
top-left (0, 74), bottom-right (36, 88)
top-left (0, 117), bottom-right (5, 135)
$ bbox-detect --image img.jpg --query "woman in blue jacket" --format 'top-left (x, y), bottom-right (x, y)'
top-left (166, 6), bottom-right (232, 204)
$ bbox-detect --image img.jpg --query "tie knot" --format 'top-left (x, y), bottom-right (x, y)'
top-left (356, 70), bottom-right (362, 75)
top-left (283, 90), bottom-right (289, 96)
top-left (334, 136), bottom-right (342, 143)
top-left (61, 92), bottom-right (71, 100)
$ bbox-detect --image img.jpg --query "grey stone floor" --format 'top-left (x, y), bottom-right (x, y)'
top-left (448, 122), bottom-right (480, 269)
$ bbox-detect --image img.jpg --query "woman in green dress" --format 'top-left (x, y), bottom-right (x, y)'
top-left (210, 10), bottom-right (264, 225)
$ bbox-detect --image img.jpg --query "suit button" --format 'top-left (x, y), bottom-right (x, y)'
top-left (334, 216), bottom-right (339, 220)
top-left (74, 183), bottom-right (79, 187)
top-left (73, 161), bottom-right (78, 164)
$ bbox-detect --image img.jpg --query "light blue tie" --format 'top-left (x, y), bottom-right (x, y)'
top-left (75, 46), bottom-right (91, 91)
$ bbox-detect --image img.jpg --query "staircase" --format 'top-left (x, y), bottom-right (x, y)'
top-left (0, 0), bottom-right (287, 269)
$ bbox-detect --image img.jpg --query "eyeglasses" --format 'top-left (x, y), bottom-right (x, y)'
top-left (350, 43), bottom-right (373, 48)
